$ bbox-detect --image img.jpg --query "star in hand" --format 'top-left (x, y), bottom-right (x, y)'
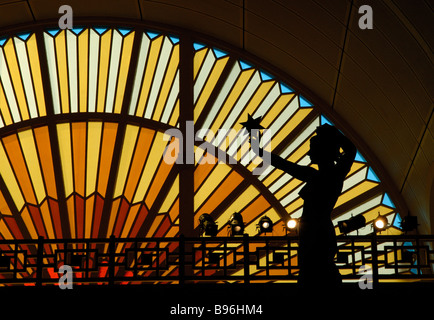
top-left (240, 114), bottom-right (264, 134)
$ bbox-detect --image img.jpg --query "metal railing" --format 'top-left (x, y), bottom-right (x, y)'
top-left (0, 234), bottom-right (433, 286)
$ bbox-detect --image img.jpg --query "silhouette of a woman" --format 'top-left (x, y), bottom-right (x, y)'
top-left (251, 124), bottom-right (356, 287)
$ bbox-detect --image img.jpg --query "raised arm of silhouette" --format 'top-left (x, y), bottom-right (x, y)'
top-left (251, 124), bottom-right (356, 288)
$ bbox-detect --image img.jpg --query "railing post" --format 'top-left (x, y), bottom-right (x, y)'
top-left (371, 234), bottom-right (379, 289)
top-left (179, 234), bottom-right (185, 285)
top-left (36, 236), bottom-right (44, 287)
top-left (108, 235), bottom-right (115, 286)
top-left (243, 234), bottom-right (250, 284)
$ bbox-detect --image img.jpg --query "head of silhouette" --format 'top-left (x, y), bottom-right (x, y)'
top-left (307, 124), bottom-right (340, 166)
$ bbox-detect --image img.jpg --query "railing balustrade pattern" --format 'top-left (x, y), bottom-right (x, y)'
top-left (0, 235), bottom-right (432, 286)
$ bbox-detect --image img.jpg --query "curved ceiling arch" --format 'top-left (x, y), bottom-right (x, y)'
top-left (0, 22), bottom-right (408, 242)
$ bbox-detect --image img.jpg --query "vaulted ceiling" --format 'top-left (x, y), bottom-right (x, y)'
top-left (0, 0), bottom-right (432, 234)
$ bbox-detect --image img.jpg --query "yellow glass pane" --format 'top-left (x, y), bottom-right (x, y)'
top-left (107, 198), bottom-right (121, 237)
top-left (54, 31), bottom-right (70, 113)
top-left (216, 185), bottom-right (260, 227)
top-left (133, 131), bottom-right (168, 203)
top-left (26, 34), bottom-right (46, 117)
top-left (78, 29), bottom-right (89, 112)
top-left (193, 47), bottom-right (208, 80)
top-left (3, 39), bottom-right (29, 120)
top-left (153, 44), bottom-right (179, 121)
top-left (57, 123), bottom-right (73, 196)
top-left (194, 171), bottom-right (244, 227)
top-left (160, 175), bottom-right (179, 214)
top-left (194, 56), bottom-right (229, 120)
top-left (270, 108), bottom-right (311, 148)
top-left (114, 125), bottom-right (139, 198)
top-left (124, 128), bottom-right (154, 201)
top-left (0, 82), bottom-right (13, 126)
top-left (146, 214), bottom-right (164, 237)
top-left (274, 178), bottom-right (303, 200)
top-left (210, 69), bottom-right (255, 134)
top-left (284, 197), bottom-right (303, 214)
top-left (114, 31), bottom-right (135, 114)
top-left (72, 122), bottom-right (87, 196)
top-left (168, 99), bottom-right (179, 127)
top-left (260, 94), bottom-right (294, 128)
top-left (21, 207), bottom-right (38, 239)
top-left (194, 164), bottom-right (231, 211)
top-left (145, 158), bottom-right (174, 209)
top-left (335, 181), bottom-right (379, 208)
top-left (136, 36), bottom-right (163, 117)
top-left (96, 30), bottom-right (112, 113)
top-left (120, 203), bottom-right (141, 238)
top-left (86, 122), bottom-right (102, 196)
top-left (18, 129), bottom-right (46, 203)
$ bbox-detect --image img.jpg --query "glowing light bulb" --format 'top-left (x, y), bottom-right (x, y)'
top-left (287, 219), bottom-right (297, 229)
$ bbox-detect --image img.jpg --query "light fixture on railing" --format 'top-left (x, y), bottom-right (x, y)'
top-left (199, 213), bottom-right (218, 237)
top-left (257, 216), bottom-right (273, 234)
top-left (338, 215), bottom-right (366, 235)
top-left (229, 212), bottom-right (244, 236)
top-left (284, 218), bottom-right (299, 235)
top-left (400, 214), bottom-right (418, 232)
top-left (373, 215), bottom-right (388, 233)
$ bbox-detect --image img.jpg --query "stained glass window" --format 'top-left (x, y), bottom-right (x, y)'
top-left (0, 26), bottom-right (405, 282)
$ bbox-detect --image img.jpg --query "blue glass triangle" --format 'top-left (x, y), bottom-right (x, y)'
top-left (169, 36), bottom-right (179, 44)
top-left (194, 42), bottom-right (206, 50)
top-left (213, 48), bottom-right (227, 59)
top-left (94, 27), bottom-right (108, 35)
top-left (0, 38), bottom-right (6, 46)
top-left (17, 33), bottom-right (31, 41)
top-left (118, 28), bottom-right (132, 36)
top-left (367, 167), bottom-right (380, 182)
top-left (260, 71), bottom-right (273, 81)
top-left (71, 27), bottom-right (84, 35)
top-left (320, 115), bottom-right (333, 126)
top-left (239, 60), bottom-right (253, 70)
top-left (355, 151), bottom-right (366, 163)
top-left (403, 241), bottom-right (414, 250)
top-left (147, 31), bottom-right (160, 39)
top-left (393, 213), bottom-right (402, 228)
top-left (47, 29), bottom-right (61, 37)
top-left (299, 95), bottom-right (313, 108)
top-left (280, 83), bottom-right (294, 93)
top-left (382, 193), bottom-right (395, 208)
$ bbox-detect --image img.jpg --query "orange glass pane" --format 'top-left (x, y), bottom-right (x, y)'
top-left (3, 216), bottom-right (24, 239)
top-left (71, 122), bottom-right (87, 196)
top-left (239, 195), bottom-right (271, 225)
top-left (48, 198), bottom-right (62, 238)
top-left (145, 160), bottom-right (174, 209)
top-left (129, 204), bottom-right (148, 238)
top-left (194, 170), bottom-right (244, 226)
top-left (97, 123), bottom-right (118, 196)
top-left (2, 135), bottom-right (36, 204)
top-left (194, 158), bottom-right (217, 192)
top-left (124, 128), bottom-right (154, 201)
top-left (0, 190), bottom-right (12, 216)
top-left (34, 126), bottom-right (57, 198)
